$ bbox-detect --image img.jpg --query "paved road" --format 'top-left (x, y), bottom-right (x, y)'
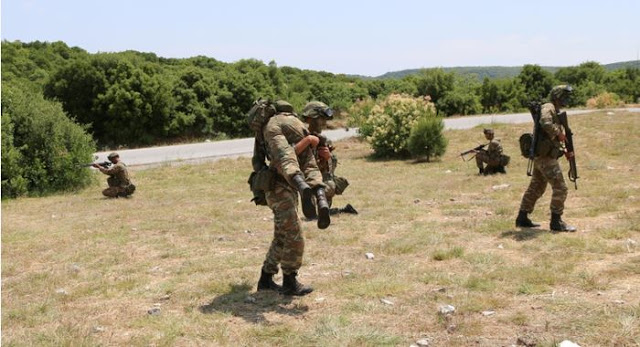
top-left (96, 108), bottom-right (639, 167)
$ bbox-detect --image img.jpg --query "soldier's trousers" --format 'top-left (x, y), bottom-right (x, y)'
top-left (519, 156), bottom-right (568, 215)
top-left (475, 151), bottom-right (500, 170)
top-left (102, 186), bottom-right (127, 198)
top-left (263, 182), bottom-right (304, 275)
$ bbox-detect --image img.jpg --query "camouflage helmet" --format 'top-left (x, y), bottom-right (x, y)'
top-left (550, 85), bottom-right (574, 102)
top-left (302, 101), bottom-right (334, 119)
top-left (274, 100), bottom-right (294, 114)
top-left (107, 152), bottom-right (119, 160)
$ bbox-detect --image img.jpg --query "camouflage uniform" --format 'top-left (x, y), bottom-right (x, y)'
top-left (519, 102), bottom-right (568, 215)
top-left (100, 161), bottom-right (134, 198)
top-left (258, 112), bottom-right (323, 275)
top-left (475, 138), bottom-right (505, 173)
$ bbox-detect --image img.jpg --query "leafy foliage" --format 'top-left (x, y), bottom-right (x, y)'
top-left (1, 84), bottom-right (96, 197)
top-left (407, 116), bottom-right (448, 161)
top-left (361, 94), bottom-right (437, 157)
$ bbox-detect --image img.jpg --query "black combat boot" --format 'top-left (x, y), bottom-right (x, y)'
top-left (497, 166), bottom-right (507, 174)
top-left (515, 210), bottom-right (540, 228)
top-left (550, 213), bottom-right (576, 232)
top-left (257, 268), bottom-right (282, 292)
top-left (292, 173), bottom-right (316, 219)
top-left (315, 187), bottom-right (330, 229)
top-left (281, 272), bottom-right (313, 296)
top-left (478, 167), bottom-right (484, 175)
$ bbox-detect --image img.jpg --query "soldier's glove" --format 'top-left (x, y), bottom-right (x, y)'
top-left (557, 133), bottom-right (566, 142)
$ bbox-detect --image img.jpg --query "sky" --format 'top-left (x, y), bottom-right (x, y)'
top-left (2, 0), bottom-right (639, 76)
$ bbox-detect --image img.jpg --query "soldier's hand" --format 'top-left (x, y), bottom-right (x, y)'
top-left (307, 135), bottom-right (320, 148)
top-left (564, 151), bottom-right (574, 160)
top-left (92, 163), bottom-right (100, 169)
top-left (557, 133), bottom-right (566, 142)
top-left (317, 146), bottom-right (331, 161)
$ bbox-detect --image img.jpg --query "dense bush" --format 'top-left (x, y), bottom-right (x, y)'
top-left (1, 84), bottom-right (96, 197)
top-left (586, 92), bottom-right (624, 109)
top-left (407, 116), bottom-right (448, 161)
top-left (361, 94), bottom-right (436, 157)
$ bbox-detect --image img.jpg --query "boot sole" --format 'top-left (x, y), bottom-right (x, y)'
top-left (301, 188), bottom-right (317, 219)
top-left (317, 206), bottom-right (330, 229)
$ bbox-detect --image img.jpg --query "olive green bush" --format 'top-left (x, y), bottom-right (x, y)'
top-left (407, 116), bottom-right (448, 161)
top-left (1, 85), bottom-right (96, 198)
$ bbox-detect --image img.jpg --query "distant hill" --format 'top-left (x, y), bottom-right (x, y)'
top-left (369, 60), bottom-right (640, 80)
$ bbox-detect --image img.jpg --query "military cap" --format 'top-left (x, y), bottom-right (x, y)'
top-left (274, 100), bottom-right (294, 113)
top-left (302, 101), bottom-right (334, 119)
top-left (107, 152), bottom-right (119, 159)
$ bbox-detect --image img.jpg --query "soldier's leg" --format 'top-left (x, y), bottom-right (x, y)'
top-left (519, 160), bottom-right (549, 214)
top-left (538, 158), bottom-right (568, 216)
top-left (264, 183), bottom-right (303, 276)
top-left (475, 153), bottom-right (487, 174)
top-left (107, 176), bottom-right (117, 187)
top-left (102, 187), bottom-right (119, 198)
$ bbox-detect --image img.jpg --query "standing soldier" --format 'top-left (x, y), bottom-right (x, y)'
top-left (94, 152), bottom-right (136, 198)
top-left (301, 101), bottom-right (358, 215)
top-left (249, 100), bottom-right (329, 296)
top-left (475, 128), bottom-right (510, 175)
top-left (516, 85), bottom-right (576, 232)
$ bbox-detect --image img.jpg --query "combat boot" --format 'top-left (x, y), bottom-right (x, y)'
top-left (515, 210), bottom-right (540, 228)
top-left (550, 213), bottom-right (576, 232)
top-left (281, 272), bottom-right (313, 296)
top-left (257, 268), bottom-right (282, 292)
top-left (341, 204), bottom-right (358, 214)
top-left (292, 173), bottom-right (316, 219)
top-left (478, 167), bottom-right (484, 175)
top-left (315, 187), bottom-right (330, 229)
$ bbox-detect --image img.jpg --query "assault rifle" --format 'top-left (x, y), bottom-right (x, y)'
top-left (79, 155), bottom-right (112, 169)
top-left (526, 101), bottom-right (542, 176)
top-left (459, 144), bottom-right (486, 161)
top-left (557, 111), bottom-right (578, 189)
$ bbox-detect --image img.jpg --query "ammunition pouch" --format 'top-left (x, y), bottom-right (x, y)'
top-left (124, 183), bottom-right (136, 195)
top-left (253, 167), bottom-right (276, 192)
top-left (500, 155), bottom-right (510, 167)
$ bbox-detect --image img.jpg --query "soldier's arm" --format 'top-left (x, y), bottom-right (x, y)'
top-left (100, 164), bottom-right (123, 176)
top-left (265, 132), bottom-right (302, 180)
top-left (539, 104), bottom-right (562, 139)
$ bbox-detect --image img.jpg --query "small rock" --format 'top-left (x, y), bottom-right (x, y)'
top-left (244, 296), bottom-right (256, 304)
top-left (597, 291), bottom-right (604, 296)
top-left (147, 307), bottom-right (161, 316)
top-left (92, 326), bottom-right (106, 333)
top-left (414, 199), bottom-right (421, 204)
top-left (131, 227), bottom-right (138, 231)
top-left (70, 264), bottom-right (81, 273)
top-left (606, 112), bottom-right (614, 116)
top-left (262, 217), bottom-right (268, 221)
top-left (55, 288), bottom-right (68, 295)
top-left (449, 198), bottom-right (456, 201)
top-left (244, 230), bottom-right (252, 234)
top-left (446, 324), bottom-right (457, 333)
top-left (492, 183), bottom-right (510, 190)
top-left (434, 287), bottom-right (447, 293)
top-left (481, 310), bottom-right (495, 316)
top-left (438, 304), bottom-right (455, 315)
top-left (607, 166), bottom-right (615, 170)
top-left (559, 340), bottom-right (581, 347)
top-left (315, 297), bottom-right (326, 303)
top-left (51, 214), bottom-right (57, 219)
top-left (612, 299), bottom-right (625, 304)
top-left (445, 170), bottom-right (452, 173)
top-left (365, 252), bottom-right (375, 260)
top-left (380, 298), bottom-right (394, 305)
top-left (416, 338), bottom-right (431, 346)
top-left (485, 211), bottom-right (493, 216)
top-left (342, 270), bottom-right (352, 277)
top-left (217, 237), bottom-right (226, 241)
top-left (153, 303), bottom-right (162, 307)
top-left (149, 266), bottom-right (162, 273)
top-left (516, 335), bottom-right (537, 347)
top-left (236, 200), bottom-right (242, 203)
top-left (159, 294), bottom-right (171, 301)
top-left (498, 244), bottom-right (504, 249)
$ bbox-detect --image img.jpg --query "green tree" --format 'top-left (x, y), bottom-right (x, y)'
top-left (517, 64), bottom-right (555, 104)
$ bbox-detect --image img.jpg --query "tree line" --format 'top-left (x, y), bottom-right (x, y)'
top-left (2, 40), bottom-right (639, 197)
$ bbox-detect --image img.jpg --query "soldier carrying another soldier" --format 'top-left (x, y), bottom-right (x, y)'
top-left (248, 99), bottom-right (330, 296)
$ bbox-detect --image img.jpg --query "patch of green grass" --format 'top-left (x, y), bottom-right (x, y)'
top-left (432, 246), bottom-right (465, 261)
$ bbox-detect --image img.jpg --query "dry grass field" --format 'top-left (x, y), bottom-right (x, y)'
top-left (2, 110), bottom-right (639, 346)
